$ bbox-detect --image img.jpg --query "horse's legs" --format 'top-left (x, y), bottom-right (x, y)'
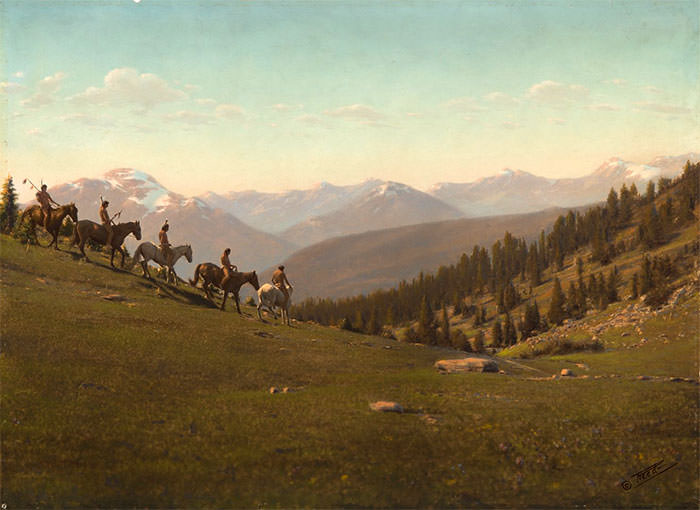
top-left (79, 237), bottom-right (89, 261)
top-left (220, 291), bottom-right (227, 311)
top-left (234, 292), bottom-right (241, 314)
top-left (119, 247), bottom-right (126, 268)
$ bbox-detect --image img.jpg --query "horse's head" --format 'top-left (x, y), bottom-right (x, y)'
top-left (250, 270), bottom-right (260, 290)
top-left (133, 220), bottom-right (142, 240)
top-left (185, 244), bottom-right (193, 263)
top-left (68, 203), bottom-right (78, 222)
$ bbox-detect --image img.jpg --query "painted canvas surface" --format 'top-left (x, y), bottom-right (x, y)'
top-left (1, 1), bottom-right (698, 508)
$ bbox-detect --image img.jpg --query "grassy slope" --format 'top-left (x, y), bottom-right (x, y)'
top-left (1, 236), bottom-right (698, 508)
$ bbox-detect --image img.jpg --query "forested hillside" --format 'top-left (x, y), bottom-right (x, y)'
top-left (293, 161), bottom-right (699, 351)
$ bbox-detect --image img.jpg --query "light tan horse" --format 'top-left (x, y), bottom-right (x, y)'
top-left (220, 271), bottom-right (260, 314)
top-left (257, 283), bottom-right (293, 326)
top-left (131, 242), bottom-right (193, 284)
top-left (73, 219), bottom-right (142, 268)
top-left (19, 203), bottom-right (78, 249)
top-left (189, 262), bottom-right (225, 300)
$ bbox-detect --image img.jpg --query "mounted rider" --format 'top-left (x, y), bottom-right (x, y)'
top-left (219, 247), bottom-right (238, 290)
top-left (99, 198), bottom-right (115, 248)
top-left (159, 220), bottom-right (174, 266)
top-left (271, 265), bottom-right (292, 302)
top-left (35, 184), bottom-right (59, 227)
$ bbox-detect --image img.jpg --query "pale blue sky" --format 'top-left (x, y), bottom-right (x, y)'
top-left (2, 0), bottom-right (698, 202)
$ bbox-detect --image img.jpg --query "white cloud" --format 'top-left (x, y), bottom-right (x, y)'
top-left (644, 86), bottom-right (664, 95)
top-left (12, 71), bottom-right (24, 79)
top-left (483, 91), bottom-right (519, 105)
top-left (633, 101), bottom-right (691, 115)
top-left (406, 112), bottom-right (422, 117)
top-left (60, 113), bottom-right (115, 127)
top-left (604, 78), bottom-right (627, 87)
top-left (26, 127), bottom-right (43, 136)
top-left (501, 121), bottom-right (521, 129)
top-left (526, 80), bottom-right (589, 105)
top-left (444, 97), bottom-right (486, 113)
top-left (587, 103), bottom-right (621, 111)
top-left (21, 71), bottom-right (66, 108)
top-left (324, 104), bottom-right (384, 121)
top-left (547, 117), bottom-right (566, 125)
top-left (270, 103), bottom-right (304, 112)
top-left (164, 110), bottom-right (215, 125)
top-left (0, 82), bottom-right (25, 94)
top-left (69, 67), bottom-right (186, 109)
top-left (215, 103), bottom-right (245, 118)
top-left (196, 98), bottom-right (217, 106)
top-left (295, 113), bottom-right (325, 126)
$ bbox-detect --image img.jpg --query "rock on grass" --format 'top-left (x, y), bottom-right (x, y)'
top-left (435, 358), bottom-right (498, 374)
top-left (370, 401), bottom-right (404, 413)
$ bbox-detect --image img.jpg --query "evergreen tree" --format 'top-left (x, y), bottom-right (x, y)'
top-left (548, 277), bottom-right (568, 326)
top-left (0, 176), bottom-right (19, 234)
top-left (504, 313), bottom-right (518, 345)
top-left (619, 183), bottom-right (633, 224)
top-left (606, 267), bottom-right (619, 304)
top-left (640, 255), bottom-right (654, 294)
top-left (630, 273), bottom-right (639, 300)
top-left (417, 295), bottom-right (436, 345)
top-left (606, 187), bottom-right (619, 223)
top-left (492, 318), bottom-right (503, 347)
top-left (644, 180), bottom-right (656, 204)
top-left (567, 281), bottom-right (581, 319)
top-left (440, 303), bottom-right (450, 346)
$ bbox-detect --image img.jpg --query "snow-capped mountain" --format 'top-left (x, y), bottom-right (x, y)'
top-left (50, 169), bottom-right (296, 274)
top-left (430, 153), bottom-right (698, 216)
top-left (278, 181), bottom-right (465, 247)
top-left (199, 179), bottom-right (384, 234)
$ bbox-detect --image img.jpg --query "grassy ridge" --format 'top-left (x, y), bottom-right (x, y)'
top-left (1, 236), bottom-right (698, 508)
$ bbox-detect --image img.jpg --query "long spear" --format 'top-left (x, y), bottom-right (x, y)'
top-left (22, 178), bottom-right (40, 191)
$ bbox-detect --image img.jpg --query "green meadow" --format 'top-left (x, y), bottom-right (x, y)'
top-left (1, 236), bottom-right (698, 508)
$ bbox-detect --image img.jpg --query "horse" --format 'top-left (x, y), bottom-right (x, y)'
top-left (189, 262), bottom-right (225, 300)
top-left (73, 220), bottom-right (142, 268)
top-left (257, 283), bottom-right (293, 326)
top-left (220, 271), bottom-right (260, 314)
top-left (130, 242), bottom-right (193, 284)
top-left (19, 203), bottom-right (78, 249)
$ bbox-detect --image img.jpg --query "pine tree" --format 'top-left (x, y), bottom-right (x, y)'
top-left (606, 187), bottom-right (619, 223)
top-left (503, 313), bottom-right (517, 345)
top-left (0, 176), bottom-right (19, 234)
top-left (492, 318), bottom-right (503, 347)
top-left (606, 267), bottom-right (619, 304)
top-left (440, 303), bottom-right (450, 346)
top-left (619, 183), bottom-right (633, 224)
top-left (630, 273), bottom-right (639, 300)
top-left (418, 295), bottom-right (436, 345)
top-left (640, 255), bottom-right (654, 294)
top-left (548, 277), bottom-right (567, 326)
top-left (644, 180), bottom-right (656, 204)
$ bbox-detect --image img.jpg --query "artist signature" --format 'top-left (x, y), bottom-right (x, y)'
top-left (621, 459), bottom-right (678, 490)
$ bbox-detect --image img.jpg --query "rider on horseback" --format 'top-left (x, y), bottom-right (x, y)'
top-left (220, 247), bottom-right (238, 290)
top-left (99, 199), bottom-right (114, 249)
top-left (271, 265), bottom-right (292, 303)
top-left (35, 184), bottom-right (59, 227)
top-left (159, 220), bottom-right (174, 266)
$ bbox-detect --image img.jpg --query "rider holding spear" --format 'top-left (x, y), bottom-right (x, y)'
top-left (99, 197), bottom-right (119, 249)
top-left (24, 179), bottom-right (59, 227)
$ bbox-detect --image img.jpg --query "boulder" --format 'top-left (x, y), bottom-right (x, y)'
top-left (434, 358), bottom-right (498, 374)
top-left (369, 401), bottom-right (404, 413)
top-left (560, 368), bottom-right (575, 377)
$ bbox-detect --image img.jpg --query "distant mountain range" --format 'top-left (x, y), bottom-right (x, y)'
top-left (50, 169), bottom-right (295, 275)
top-left (43, 153), bottom-right (697, 289)
top-left (429, 153), bottom-right (698, 216)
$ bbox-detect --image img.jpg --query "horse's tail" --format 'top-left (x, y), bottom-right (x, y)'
top-left (189, 263), bottom-right (202, 287)
top-left (72, 220), bottom-right (80, 245)
top-left (130, 244), bottom-right (143, 269)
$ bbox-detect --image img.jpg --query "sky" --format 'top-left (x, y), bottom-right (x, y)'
top-left (2, 0), bottom-right (698, 203)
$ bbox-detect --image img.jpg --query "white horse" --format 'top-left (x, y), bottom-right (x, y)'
top-left (130, 242), bottom-right (193, 284)
top-left (257, 283), bottom-right (293, 325)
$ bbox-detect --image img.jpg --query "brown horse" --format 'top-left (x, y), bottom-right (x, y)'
top-left (72, 219), bottom-right (142, 268)
top-left (189, 262), bottom-right (225, 300)
top-left (19, 203), bottom-right (78, 249)
top-left (220, 271), bottom-right (260, 314)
